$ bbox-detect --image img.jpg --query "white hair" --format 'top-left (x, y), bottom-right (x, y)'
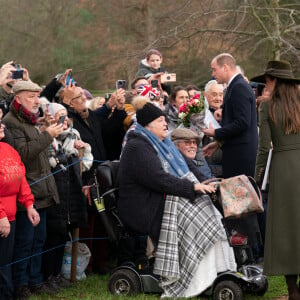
top-left (204, 80), bottom-right (220, 93)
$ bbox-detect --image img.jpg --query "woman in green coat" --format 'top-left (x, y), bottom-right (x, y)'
top-left (252, 60), bottom-right (300, 300)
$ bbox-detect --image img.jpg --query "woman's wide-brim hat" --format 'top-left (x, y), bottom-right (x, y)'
top-left (250, 60), bottom-right (300, 84)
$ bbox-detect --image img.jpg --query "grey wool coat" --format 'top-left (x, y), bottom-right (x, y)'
top-left (255, 101), bottom-right (300, 275)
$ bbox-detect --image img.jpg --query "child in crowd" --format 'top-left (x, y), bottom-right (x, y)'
top-left (136, 49), bottom-right (172, 94)
top-left (136, 49), bottom-right (166, 80)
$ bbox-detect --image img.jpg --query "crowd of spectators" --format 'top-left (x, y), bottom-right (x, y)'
top-left (0, 50), bottom-right (299, 299)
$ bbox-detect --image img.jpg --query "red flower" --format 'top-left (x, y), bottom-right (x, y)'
top-left (178, 95), bottom-right (205, 127)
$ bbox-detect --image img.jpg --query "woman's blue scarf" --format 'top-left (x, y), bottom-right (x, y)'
top-left (135, 123), bottom-right (189, 178)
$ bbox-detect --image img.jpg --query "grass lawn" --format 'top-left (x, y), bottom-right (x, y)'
top-left (29, 274), bottom-right (287, 299)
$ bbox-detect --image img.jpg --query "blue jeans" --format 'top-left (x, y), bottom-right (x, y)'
top-left (12, 209), bottom-right (47, 288)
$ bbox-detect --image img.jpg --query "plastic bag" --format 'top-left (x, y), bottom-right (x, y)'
top-left (61, 241), bottom-right (91, 280)
top-left (204, 109), bottom-right (221, 129)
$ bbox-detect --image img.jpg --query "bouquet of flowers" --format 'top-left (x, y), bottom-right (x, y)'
top-left (178, 94), bottom-right (206, 135)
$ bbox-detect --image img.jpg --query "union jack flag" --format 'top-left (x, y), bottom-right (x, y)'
top-left (137, 84), bottom-right (160, 100)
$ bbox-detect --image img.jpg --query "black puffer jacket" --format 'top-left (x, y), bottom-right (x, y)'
top-left (47, 155), bottom-right (87, 233)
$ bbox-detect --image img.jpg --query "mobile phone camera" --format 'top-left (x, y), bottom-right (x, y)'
top-left (11, 63), bottom-right (24, 80)
top-left (66, 72), bottom-right (77, 86)
top-left (116, 80), bottom-right (126, 90)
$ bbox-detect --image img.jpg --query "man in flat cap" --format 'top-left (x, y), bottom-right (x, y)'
top-left (171, 127), bottom-right (209, 182)
top-left (3, 80), bottom-right (64, 298)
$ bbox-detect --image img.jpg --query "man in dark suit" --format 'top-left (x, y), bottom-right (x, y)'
top-left (202, 53), bottom-right (261, 263)
top-left (202, 53), bottom-right (258, 178)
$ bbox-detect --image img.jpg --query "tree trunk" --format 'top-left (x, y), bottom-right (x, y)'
top-left (272, 0), bottom-right (281, 60)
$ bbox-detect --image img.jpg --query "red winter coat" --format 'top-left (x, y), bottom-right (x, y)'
top-left (0, 142), bottom-right (34, 221)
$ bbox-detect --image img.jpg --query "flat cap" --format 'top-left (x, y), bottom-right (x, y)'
top-left (13, 80), bottom-right (42, 94)
top-left (170, 127), bottom-right (201, 146)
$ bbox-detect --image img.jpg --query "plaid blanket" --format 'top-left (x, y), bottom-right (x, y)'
top-left (153, 172), bottom-right (228, 297)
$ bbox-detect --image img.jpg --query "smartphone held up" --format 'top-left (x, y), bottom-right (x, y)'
top-left (11, 63), bottom-right (24, 80)
top-left (57, 115), bottom-right (66, 125)
top-left (116, 80), bottom-right (126, 90)
top-left (66, 71), bottom-right (77, 86)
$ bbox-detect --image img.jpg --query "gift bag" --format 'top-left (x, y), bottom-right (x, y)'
top-left (220, 175), bottom-right (263, 218)
top-left (61, 241), bottom-right (91, 280)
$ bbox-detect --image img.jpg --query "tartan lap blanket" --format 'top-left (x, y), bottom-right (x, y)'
top-left (153, 173), bottom-right (227, 297)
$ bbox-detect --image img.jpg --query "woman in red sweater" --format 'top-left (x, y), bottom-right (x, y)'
top-left (0, 120), bottom-right (40, 299)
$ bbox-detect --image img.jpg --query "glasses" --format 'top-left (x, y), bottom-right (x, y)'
top-left (178, 139), bottom-right (197, 146)
top-left (71, 93), bottom-right (83, 102)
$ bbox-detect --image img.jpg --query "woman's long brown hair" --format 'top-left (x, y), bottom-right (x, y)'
top-left (269, 79), bottom-right (300, 134)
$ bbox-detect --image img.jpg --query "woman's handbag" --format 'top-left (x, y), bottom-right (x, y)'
top-left (204, 175), bottom-right (264, 218)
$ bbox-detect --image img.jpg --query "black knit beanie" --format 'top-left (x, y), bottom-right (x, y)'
top-left (136, 102), bottom-right (164, 126)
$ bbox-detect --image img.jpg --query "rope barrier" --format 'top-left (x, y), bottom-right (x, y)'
top-left (0, 158), bottom-right (104, 268)
top-left (2, 158), bottom-right (121, 271)
top-left (29, 158), bottom-right (105, 186)
top-left (0, 234), bottom-right (148, 269)
top-left (0, 237), bottom-right (110, 269)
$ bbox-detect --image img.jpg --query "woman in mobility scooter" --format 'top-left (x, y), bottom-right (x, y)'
top-left (115, 98), bottom-right (237, 298)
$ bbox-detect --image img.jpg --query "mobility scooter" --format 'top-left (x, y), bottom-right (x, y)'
top-left (93, 161), bottom-right (268, 300)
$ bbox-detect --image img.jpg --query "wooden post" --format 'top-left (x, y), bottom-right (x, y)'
top-left (70, 227), bottom-right (79, 283)
top-left (70, 149), bottom-right (84, 283)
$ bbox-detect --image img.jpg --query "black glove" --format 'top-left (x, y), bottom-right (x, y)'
top-left (56, 152), bottom-right (68, 165)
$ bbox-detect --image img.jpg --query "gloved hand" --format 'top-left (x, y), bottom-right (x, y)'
top-left (56, 152), bottom-right (68, 165)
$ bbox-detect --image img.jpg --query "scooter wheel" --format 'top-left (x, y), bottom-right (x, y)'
top-left (213, 280), bottom-right (243, 300)
top-left (254, 278), bottom-right (268, 296)
top-left (108, 269), bottom-right (141, 295)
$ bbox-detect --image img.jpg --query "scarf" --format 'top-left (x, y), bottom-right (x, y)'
top-left (13, 100), bottom-right (40, 125)
top-left (49, 126), bottom-right (93, 172)
top-left (135, 123), bottom-right (189, 178)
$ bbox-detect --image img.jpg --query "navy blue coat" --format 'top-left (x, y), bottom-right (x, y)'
top-left (215, 74), bottom-right (258, 178)
top-left (118, 132), bottom-right (196, 242)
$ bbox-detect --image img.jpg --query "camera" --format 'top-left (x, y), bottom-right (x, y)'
top-left (160, 73), bottom-right (176, 83)
top-left (11, 63), bottom-right (24, 80)
top-left (116, 80), bottom-right (126, 90)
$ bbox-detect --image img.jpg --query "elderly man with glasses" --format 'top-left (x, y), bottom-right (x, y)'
top-left (170, 127), bottom-right (210, 183)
